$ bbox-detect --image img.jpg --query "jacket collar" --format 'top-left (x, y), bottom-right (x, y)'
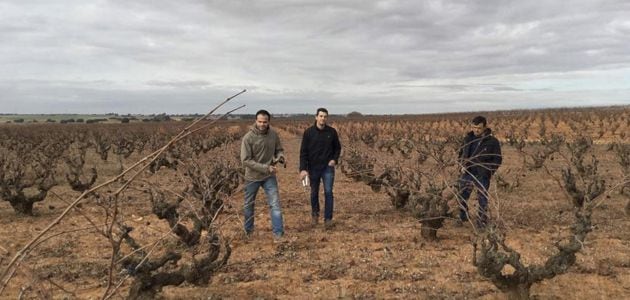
top-left (313, 122), bottom-right (328, 131)
top-left (251, 124), bottom-right (269, 135)
top-left (467, 128), bottom-right (492, 139)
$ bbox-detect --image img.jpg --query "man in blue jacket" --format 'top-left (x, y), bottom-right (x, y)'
top-left (457, 116), bottom-right (502, 228)
top-left (299, 108), bottom-right (342, 229)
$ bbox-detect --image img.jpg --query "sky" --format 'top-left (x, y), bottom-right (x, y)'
top-left (1, 0), bottom-right (629, 115)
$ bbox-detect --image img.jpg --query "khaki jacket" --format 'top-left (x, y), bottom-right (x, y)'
top-left (240, 125), bottom-right (285, 181)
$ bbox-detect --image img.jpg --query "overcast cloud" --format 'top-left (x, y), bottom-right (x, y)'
top-left (1, 0), bottom-right (629, 114)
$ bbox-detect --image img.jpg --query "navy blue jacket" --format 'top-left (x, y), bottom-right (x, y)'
top-left (299, 124), bottom-right (341, 171)
top-left (459, 128), bottom-right (502, 178)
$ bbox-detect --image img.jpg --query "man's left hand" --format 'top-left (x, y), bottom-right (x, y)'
top-left (328, 160), bottom-right (336, 167)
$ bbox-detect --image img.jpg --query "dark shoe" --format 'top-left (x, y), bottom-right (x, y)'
top-left (311, 215), bottom-right (319, 226)
top-left (324, 219), bottom-right (334, 230)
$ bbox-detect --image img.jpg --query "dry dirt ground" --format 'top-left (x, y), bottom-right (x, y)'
top-left (1, 129), bottom-right (629, 299)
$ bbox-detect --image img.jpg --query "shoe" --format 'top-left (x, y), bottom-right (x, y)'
top-left (273, 234), bottom-right (287, 244)
top-left (311, 215), bottom-right (319, 226)
top-left (324, 219), bottom-right (334, 230)
top-left (476, 220), bottom-right (488, 230)
top-left (241, 230), bottom-right (253, 241)
top-left (455, 219), bottom-right (464, 227)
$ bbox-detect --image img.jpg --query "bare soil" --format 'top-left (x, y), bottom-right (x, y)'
top-left (1, 129), bottom-right (629, 299)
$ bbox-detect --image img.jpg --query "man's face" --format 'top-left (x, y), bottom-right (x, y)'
top-left (471, 123), bottom-right (486, 137)
top-left (256, 114), bottom-right (269, 131)
top-left (316, 111), bottom-right (328, 127)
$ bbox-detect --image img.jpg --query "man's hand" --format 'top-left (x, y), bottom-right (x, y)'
top-left (328, 160), bottom-right (336, 167)
top-left (269, 165), bottom-right (277, 174)
top-left (299, 170), bottom-right (308, 179)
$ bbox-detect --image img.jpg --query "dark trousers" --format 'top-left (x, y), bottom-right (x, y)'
top-left (457, 172), bottom-right (491, 224)
top-left (309, 165), bottom-right (335, 220)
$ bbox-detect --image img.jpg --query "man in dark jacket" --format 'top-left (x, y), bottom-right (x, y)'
top-left (457, 116), bottom-right (502, 228)
top-left (299, 108), bottom-right (342, 229)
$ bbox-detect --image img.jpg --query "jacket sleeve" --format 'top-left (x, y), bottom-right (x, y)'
top-left (487, 138), bottom-right (502, 173)
top-left (458, 136), bottom-right (467, 165)
top-left (299, 129), bottom-right (309, 171)
top-left (241, 135), bottom-right (269, 174)
top-left (332, 128), bottom-right (341, 163)
top-left (274, 131), bottom-right (285, 159)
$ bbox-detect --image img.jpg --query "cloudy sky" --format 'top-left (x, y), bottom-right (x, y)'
top-left (1, 0), bottom-right (629, 114)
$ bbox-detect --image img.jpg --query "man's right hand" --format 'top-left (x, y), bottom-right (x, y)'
top-left (299, 170), bottom-right (308, 179)
top-left (269, 165), bottom-right (277, 174)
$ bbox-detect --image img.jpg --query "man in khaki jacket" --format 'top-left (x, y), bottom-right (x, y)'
top-left (240, 109), bottom-right (286, 242)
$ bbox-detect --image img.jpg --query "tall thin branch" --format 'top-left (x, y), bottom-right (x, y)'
top-left (0, 90), bottom-right (246, 295)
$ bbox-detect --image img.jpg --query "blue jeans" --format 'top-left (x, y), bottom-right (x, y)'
top-left (309, 165), bottom-right (335, 220)
top-left (457, 173), bottom-right (491, 224)
top-left (243, 176), bottom-right (284, 237)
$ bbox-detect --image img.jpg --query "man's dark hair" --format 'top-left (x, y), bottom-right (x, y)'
top-left (316, 108), bottom-right (329, 116)
top-left (471, 116), bottom-right (487, 127)
top-left (256, 109), bottom-right (271, 120)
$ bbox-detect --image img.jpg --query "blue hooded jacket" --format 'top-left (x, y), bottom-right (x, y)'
top-left (458, 128), bottom-right (502, 178)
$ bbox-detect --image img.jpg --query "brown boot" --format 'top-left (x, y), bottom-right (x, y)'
top-left (311, 215), bottom-right (319, 226)
top-left (273, 234), bottom-right (287, 244)
top-left (324, 219), bottom-right (334, 230)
